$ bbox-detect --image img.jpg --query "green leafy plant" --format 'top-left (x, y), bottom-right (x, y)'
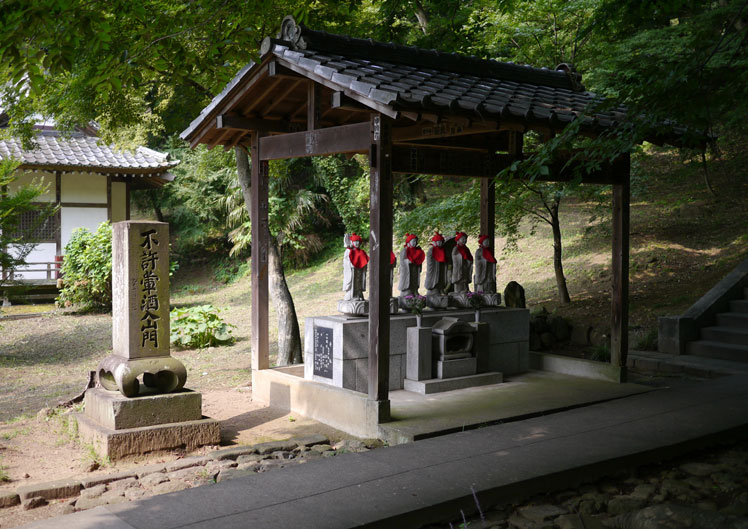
top-left (57, 221), bottom-right (113, 311)
top-left (170, 305), bottom-right (236, 349)
top-left (0, 459), bottom-right (9, 482)
top-left (635, 328), bottom-right (659, 351)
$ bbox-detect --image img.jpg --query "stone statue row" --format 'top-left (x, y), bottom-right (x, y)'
top-left (338, 231), bottom-right (500, 316)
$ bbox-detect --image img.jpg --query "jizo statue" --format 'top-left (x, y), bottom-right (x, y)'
top-left (474, 234), bottom-right (498, 294)
top-left (398, 233), bottom-right (426, 298)
top-left (342, 233), bottom-right (368, 301)
top-left (451, 231), bottom-right (474, 293)
top-left (425, 231), bottom-right (448, 296)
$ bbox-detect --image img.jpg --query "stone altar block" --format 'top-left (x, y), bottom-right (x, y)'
top-left (81, 221), bottom-right (219, 459)
top-left (304, 307), bottom-right (529, 394)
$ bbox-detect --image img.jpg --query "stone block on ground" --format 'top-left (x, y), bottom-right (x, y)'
top-left (164, 456), bottom-right (209, 472)
top-left (289, 434), bottom-right (328, 447)
top-left (80, 469), bottom-right (140, 488)
top-left (518, 504), bottom-right (567, 522)
top-left (0, 491), bottom-right (20, 508)
top-left (216, 468), bottom-right (258, 483)
top-left (22, 497), bottom-right (47, 510)
top-left (556, 514), bottom-right (608, 529)
top-left (209, 445), bottom-right (258, 461)
top-left (151, 480), bottom-right (191, 495)
top-left (140, 473), bottom-right (169, 488)
top-left (332, 439), bottom-right (366, 452)
top-left (84, 388), bottom-right (202, 430)
top-left (236, 454), bottom-right (265, 464)
top-left (17, 478), bottom-right (82, 501)
top-left (77, 413), bottom-right (220, 460)
top-left (253, 439), bottom-right (298, 455)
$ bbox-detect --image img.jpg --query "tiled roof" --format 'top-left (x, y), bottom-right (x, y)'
top-left (0, 130), bottom-right (179, 173)
top-left (266, 21), bottom-right (626, 130)
top-left (182, 16), bottom-right (637, 143)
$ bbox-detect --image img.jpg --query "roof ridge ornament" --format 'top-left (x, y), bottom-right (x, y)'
top-left (279, 15), bottom-right (305, 49)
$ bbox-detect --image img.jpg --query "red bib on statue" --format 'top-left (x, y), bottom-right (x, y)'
top-left (456, 245), bottom-right (473, 262)
top-left (349, 247), bottom-right (369, 269)
top-left (431, 246), bottom-right (446, 263)
top-left (482, 248), bottom-right (497, 263)
top-left (406, 247), bottom-right (425, 265)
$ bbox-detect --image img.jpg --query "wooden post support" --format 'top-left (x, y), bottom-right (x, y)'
top-left (480, 178), bottom-right (495, 243)
top-left (250, 133), bottom-right (270, 371)
top-left (368, 113), bottom-right (393, 416)
top-left (611, 160), bottom-right (630, 377)
top-left (307, 81), bottom-right (321, 131)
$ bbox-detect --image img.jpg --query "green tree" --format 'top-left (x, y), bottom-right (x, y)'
top-left (0, 159), bottom-right (57, 290)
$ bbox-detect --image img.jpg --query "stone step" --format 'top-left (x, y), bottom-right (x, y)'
top-left (686, 340), bottom-right (748, 363)
top-left (715, 312), bottom-right (748, 329)
top-left (744, 287), bottom-right (748, 299)
top-left (729, 299), bottom-right (748, 313)
top-left (701, 326), bottom-right (748, 346)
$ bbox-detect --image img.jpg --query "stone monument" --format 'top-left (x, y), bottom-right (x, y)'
top-left (389, 251), bottom-right (399, 313)
top-left (474, 234), bottom-right (501, 306)
top-left (424, 231), bottom-right (449, 309)
top-left (398, 233), bottom-right (426, 309)
top-left (338, 233), bottom-right (369, 316)
top-left (77, 221), bottom-right (219, 459)
top-left (449, 231), bottom-right (473, 308)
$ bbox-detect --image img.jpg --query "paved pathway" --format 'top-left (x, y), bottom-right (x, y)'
top-left (24, 374), bottom-right (748, 529)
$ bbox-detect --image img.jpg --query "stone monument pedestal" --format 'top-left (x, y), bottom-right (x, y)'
top-left (337, 299), bottom-right (368, 316)
top-left (77, 388), bottom-right (220, 460)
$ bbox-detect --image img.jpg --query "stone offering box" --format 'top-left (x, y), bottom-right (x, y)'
top-left (304, 307), bottom-right (529, 394)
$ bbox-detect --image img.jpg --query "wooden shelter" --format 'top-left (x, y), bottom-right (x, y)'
top-left (182, 16), bottom-right (637, 423)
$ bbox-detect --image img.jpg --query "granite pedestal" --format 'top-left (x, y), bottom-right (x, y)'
top-left (78, 388), bottom-right (220, 460)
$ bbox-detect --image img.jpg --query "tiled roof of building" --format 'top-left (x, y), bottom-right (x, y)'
top-left (182, 16), bottom-right (641, 143)
top-left (0, 129), bottom-right (179, 174)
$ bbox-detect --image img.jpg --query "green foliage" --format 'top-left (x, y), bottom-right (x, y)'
top-left (224, 157), bottom-right (332, 267)
top-left (213, 259), bottom-right (249, 284)
top-left (588, 343), bottom-right (611, 362)
top-left (0, 459), bottom-right (9, 482)
top-left (170, 304), bottom-right (236, 349)
top-left (635, 328), bottom-right (659, 351)
top-left (312, 155), bottom-right (370, 237)
top-left (57, 221), bottom-right (113, 311)
top-left (0, 159), bottom-right (58, 286)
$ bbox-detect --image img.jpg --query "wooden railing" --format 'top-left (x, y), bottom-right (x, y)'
top-left (2, 256), bottom-right (63, 281)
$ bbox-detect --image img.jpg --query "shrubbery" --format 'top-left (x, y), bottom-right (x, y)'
top-left (58, 221), bottom-right (113, 311)
top-left (170, 304), bottom-right (235, 349)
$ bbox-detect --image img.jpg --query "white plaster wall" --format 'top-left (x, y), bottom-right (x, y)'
top-left (61, 207), bottom-right (108, 249)
top-left (110, 182), bottom-right (127, 222)
top-left (8, 171), bottom-right (56, 202)
top-left (9, 243), bottom-right (57, 280)
top-left (61, 172), bottom-right (106, 203)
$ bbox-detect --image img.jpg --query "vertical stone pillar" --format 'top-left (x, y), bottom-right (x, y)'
top-left (98, 221), bottom-right (186, 397)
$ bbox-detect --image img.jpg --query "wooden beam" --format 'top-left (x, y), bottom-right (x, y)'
top-left (392, 146), bottom-right (514, 177)
top-left (258, 122), bottom-right (370, 160)
top-left (480, 178), bottom-right (495, 242)
top-left (268, 61), bottom-right (304, 80)
top-left (125, 181), bottom-right (130, 221)
top-left (611, 169), bottom-right (630, 378)
top-left (250, 132), bottom-right (270, 371)
top-left (55, 171), bottom-right (61, 255)
top-left (331, 91), bottom-right (369, 112)
top-left (368, 113), bottom-right (392, 416)
top-left (534, 152), bottom-right (630, 185)
top-left (216, 114), bottom-right (294, 134)
top-left (308, 81), bottom-right (321, 131)
top-left (393, 121), bottom-right (495, 142)
top-left (188, 63), bottom-right (270, 148)
top-left (243, 77), bottom-right (283, 115)
top-left (207, 128), bottom-right (233, 150)
top-left (262, 79), bottom-right (302, 116)
top-left (106, 175), bottom-right (112, 221)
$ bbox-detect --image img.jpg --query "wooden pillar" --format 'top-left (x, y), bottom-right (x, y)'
top-left (480, 179), bottom-right (495, 242)
top-left (368, 113), bottom-right (392, 412)
top-left (307, 81), bottom-right (320, 131)
top-left (250, 132), bottom-right (270, 371)
top-left (611, 155), bottom-right (630, 376)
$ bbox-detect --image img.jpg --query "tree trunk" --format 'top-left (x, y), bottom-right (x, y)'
top-left (413, 0), bottom-right (429, 34)
top-left (269, 238), bottom-right (302, 365)
top-left (150, 194), bottom-right (164, 222)
top-left (550, 199), bottom-right (571, 304)
top-left (234, 146), bottom-right (302, 365)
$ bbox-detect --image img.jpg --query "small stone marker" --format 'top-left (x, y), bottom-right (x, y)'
top-left (97, 221), bottom-right (186, 397)
top-left (313, 326), bottom-right (333, 379)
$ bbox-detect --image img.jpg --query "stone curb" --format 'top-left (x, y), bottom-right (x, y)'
top-left (1, 433), bottom-right (334, 510)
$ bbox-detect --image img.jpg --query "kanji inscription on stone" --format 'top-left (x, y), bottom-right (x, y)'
top-left (313, 326), bottom-right (334, 379)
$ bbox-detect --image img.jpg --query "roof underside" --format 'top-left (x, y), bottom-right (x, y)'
top-left (182, 17), bottom-right (654, 154)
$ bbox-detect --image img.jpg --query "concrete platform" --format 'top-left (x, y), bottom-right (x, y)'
top-left (25, 374), bottom-right (748, 529)
top-left (403, 372), bottom-right (503, 395)
top-left (384, 371), bottom-right (654, 444)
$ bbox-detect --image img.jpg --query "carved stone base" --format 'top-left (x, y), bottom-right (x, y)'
top-left (97, 355), bottom-right (187, 398)
top-left (426, 294), bottom-right (449, 309)
top-left (448, 292), bottom-right (472, 308)
top-left (337, 299), bottom-right (369, 317)
top-left (390, 297), bottom-right (399, 314)
top-left (481, 293), bottom-right (502, 306)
